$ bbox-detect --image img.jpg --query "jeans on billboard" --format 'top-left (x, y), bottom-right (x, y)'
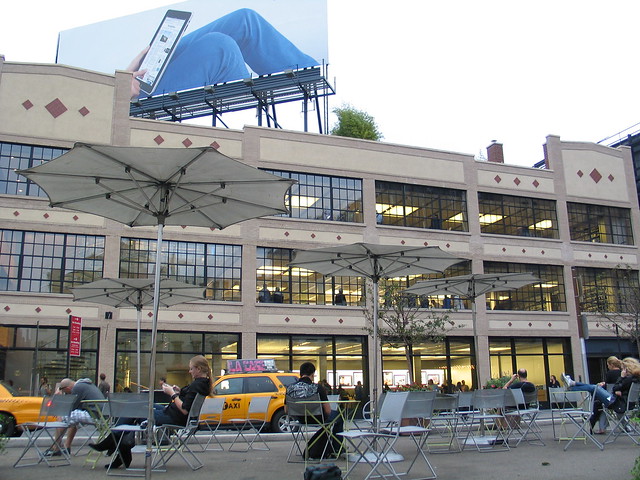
top-left (155, 8), bottom-right (318, 94)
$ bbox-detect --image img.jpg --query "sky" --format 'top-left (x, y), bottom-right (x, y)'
top-left (1, 0), bottom-right (639, 167)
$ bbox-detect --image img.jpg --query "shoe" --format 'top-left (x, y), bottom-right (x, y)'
top-left (593, 429), bottom-right (606, 435)
top-left (44, 447), bottom-right (68, 457)
top-left (561, 373), bottom-right (575, 388)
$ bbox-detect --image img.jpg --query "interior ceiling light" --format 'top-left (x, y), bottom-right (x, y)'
top-left (479, 213), bottom-right (504, 224)
top-left (287, 195), bottom-right (319, 208)
top-left (375, 203), bottom-right (418, 216)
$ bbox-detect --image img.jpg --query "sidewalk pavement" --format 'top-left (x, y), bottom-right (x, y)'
top-left (0, 421), bottom-right (637, 480)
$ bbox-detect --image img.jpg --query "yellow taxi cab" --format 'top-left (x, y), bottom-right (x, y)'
top-left (0, 381), bottom-right (47, 437)
top-left (211, 365), bottom-right (298, 433)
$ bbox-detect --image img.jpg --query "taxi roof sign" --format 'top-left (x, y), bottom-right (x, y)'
top-left (227, 359), bottom-right (277, 374)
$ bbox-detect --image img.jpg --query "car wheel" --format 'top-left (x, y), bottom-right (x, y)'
top-left (0, 413), bottom-right (16, 437)
top-left (272, 410), bottom-right (298, 433)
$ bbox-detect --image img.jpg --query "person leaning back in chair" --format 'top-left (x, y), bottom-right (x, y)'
top-left (285, 362), bottom-right (344, 459)
top-left (503, 368), bottom-right (536, 393)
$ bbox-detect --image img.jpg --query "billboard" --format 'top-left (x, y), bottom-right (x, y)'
top-left (56, 0), bottom-right (328, 98)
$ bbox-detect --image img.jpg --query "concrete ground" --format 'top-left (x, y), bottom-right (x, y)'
top-left (0, 416), bottom-right (638, 480)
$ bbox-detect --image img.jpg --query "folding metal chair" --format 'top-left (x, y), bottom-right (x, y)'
top-left (504, 389), bottom-right (545, 447)
top-left (339, 392), bottom-right (410, 480)
top-left (462, 389), bottom-right (510, 452)
top-left (554, 390), bottom-right (603, 451)
top-left (196, 396), bottom-right (226, 451)
top-left (604, 382), bottom-right (640, 445)
top-left (154, 393), bottom-right (206, 471)
top-left (425, 394), bottom-right (462, 454)
top-left (106, 392), bottom-right (150, 476)
top-left (228, 395), bottom-right (271, 451)
top-left (384, 390), bottom-right (437, 480)
top-left (14, 394), bottom-right (78, 468)
top-left (82, 400), bottom-right (112, 469)
top-left (286, 393), bottom-right (339, 465)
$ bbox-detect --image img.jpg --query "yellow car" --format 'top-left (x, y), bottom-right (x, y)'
top-left (0, 381), bottom-right (47, 437)
top-left (211, 372), bottom-right (299, 433)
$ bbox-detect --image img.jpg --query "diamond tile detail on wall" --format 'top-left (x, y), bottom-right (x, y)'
top-left (45, 98), bottom-right (68, 118)
top-left (22, 100), bottom-right (34, 110)
top-left (78, 107), bottom-right (90, 117)
top-left (590, 168), bottom-right (602, 183)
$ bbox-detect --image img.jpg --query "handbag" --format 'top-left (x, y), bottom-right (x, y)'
top-left (303, 463), bottom-right (342, 480)
top-left (610, 395), bottom-right (626, 414)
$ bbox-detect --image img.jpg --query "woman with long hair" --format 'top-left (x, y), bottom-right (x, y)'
top-left (91, 355), bottom-right (212, 469)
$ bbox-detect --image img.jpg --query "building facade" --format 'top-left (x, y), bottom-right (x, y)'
top-left (1, 58), bottom-right (638, 400)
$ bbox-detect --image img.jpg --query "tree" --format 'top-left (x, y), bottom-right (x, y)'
top-left (364, 284), bottom-right (459, 385)
top-left (330, 104), bottom-right (382, 141)
top-left (591, 265), bottom-right (640, 355)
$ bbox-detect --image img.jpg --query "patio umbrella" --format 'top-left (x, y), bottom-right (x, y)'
top-left (18, 143), bottom-right (294, 478)
top-left (403, 272), bottom-right (541, 387)
top-left (288, 242), bottom-right (464, 428)
top-left (71, 278), bottom-right (205, 392)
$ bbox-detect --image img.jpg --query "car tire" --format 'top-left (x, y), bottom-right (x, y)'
top-left (0, 413), bottom-right (16, 437)
top-left (271, 410), bottom-right (298, 434)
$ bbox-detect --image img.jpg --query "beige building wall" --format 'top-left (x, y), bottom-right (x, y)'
top-left (1, 59), bottom-right (639, 385)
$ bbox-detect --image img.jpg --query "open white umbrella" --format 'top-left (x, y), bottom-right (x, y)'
top-left (71, 278), bottom-right (205, 392)
top-left (403, 272), bottom-right (541, 387)
top-left (289, 242), bottom-right (463, 428)
top-left (18, 143), bottom-right (294, 478)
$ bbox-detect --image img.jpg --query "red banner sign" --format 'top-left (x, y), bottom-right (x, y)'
top-left (69, 315), bottom-right (82, 357)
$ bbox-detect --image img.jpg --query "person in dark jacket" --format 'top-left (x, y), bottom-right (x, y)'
top-left (91, 355), bottom-right (212, 469)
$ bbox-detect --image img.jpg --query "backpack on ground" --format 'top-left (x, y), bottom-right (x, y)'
top-left (303, 463), bottom-right (342, 480)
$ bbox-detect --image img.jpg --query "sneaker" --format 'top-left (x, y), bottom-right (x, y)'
top-left (44, 447), bottom-right (69, 457)
top-left (561, 373), bottom-right (575, 388)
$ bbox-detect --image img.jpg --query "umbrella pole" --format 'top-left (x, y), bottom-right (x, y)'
top-left (472, 299), bottom-right (481, 389)
top-left (137, 307), bottom-right (142, 393)
top-left (372, 281), bottom-right (379, 432)
top-left (145, 223), bottom-right (164, 480)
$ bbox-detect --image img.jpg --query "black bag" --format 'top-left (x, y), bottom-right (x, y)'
top-left (303, 463), bottom-right (342, 480)
top-left (610, 395), bottom-right (627, 414)
top-left (304, 428), bottom-right (338, 459)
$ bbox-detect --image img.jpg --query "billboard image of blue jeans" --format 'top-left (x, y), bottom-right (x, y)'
top-left (56, 0), bottom-right (328, 98)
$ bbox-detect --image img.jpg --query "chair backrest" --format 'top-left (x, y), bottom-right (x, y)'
top-left (286, 393), bottom-right (323, 419)
top-left (378, 392), bottom-right (409, 425)
top-left (186, 394), bottom-right (206, 427)
top-left (627, 382), bottom-right (640, 409)
top-left (433, 394), bottom-right (458, 412)
top-left (45, 394), bottom-right (78, 418)
top-left (108, 392), bottom-right (149, 420)
top-left (606, 383), bottom-right (615, 393)
top-left (327, 394), bottom-right (340, 411)
top-left (403, 390), bottom-right (437, 419)
top-left (248, 395), bottom-right (271, 418)
top-left (200, 397), bottom-right (225, 422)
top-left (550, 390), bottom-right (592, 413)
top-left (472, 389), bottom-right (507, 411)
top-left (456, 391), bottom-right (474, 410)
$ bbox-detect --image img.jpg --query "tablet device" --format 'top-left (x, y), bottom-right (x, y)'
top-left (136, 9), bottom-right (192, 95)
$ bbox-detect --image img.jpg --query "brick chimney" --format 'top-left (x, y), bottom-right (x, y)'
top-left (487, 141), bottom-right (504, 163)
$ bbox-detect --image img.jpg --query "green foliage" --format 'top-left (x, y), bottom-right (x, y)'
top-left (485, 376), bottom-right (512, 389)
top-left (0, 413), bottom-right (7, 454)
top-left (330, 104), bottom-right (382, 141)
top-left (364, 284), bottom-right (459, 383)
top-left (632, 454), bottom-right (640, 480)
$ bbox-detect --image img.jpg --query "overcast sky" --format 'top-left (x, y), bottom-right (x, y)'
top-left (1, 0), bottom-right (638, 167)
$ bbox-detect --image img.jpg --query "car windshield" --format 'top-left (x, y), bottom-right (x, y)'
top-left (0, 380), bottom-right (19, 396)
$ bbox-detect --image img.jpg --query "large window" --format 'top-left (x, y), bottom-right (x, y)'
top-left (256, 247), bottom-right (364, 305)
top-left (380, 261), bottom-right (472, 309)
top-left (257, 334), bottom-right (366, 396)
top-left (478, 192), bottom-right (559, 238)
top-left (484, 262), bottom-right (566, 311)
top-left (489, 337), bottom-right (571, 402)
top-left (376, 181), bottom-right (468, 231)
top-left (119, 238), bottom-right (241, 301)
top-left (0, 229), bottom-right (104, 293)
top-left (567, 202), bottom-right (634, 245)
top-left (382, 337), bottom-right (476, 390)
top-left (266, 170), bottom-right (363, 223)
top-left (0, 325), bottom-right (99, 394)
top-left (575, 267), bottom-right (640, 313)
top-left (0, 142), bottom-right (66, 197)
top-left (115, 330), bottom-right (239, 391)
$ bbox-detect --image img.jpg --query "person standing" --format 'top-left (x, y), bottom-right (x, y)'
top-left (98, 373), bottom-right (111, 396)
top-left (334, 288), bottom-right (347, 305)
top-left (39, 376), bottom-right (52, 396)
